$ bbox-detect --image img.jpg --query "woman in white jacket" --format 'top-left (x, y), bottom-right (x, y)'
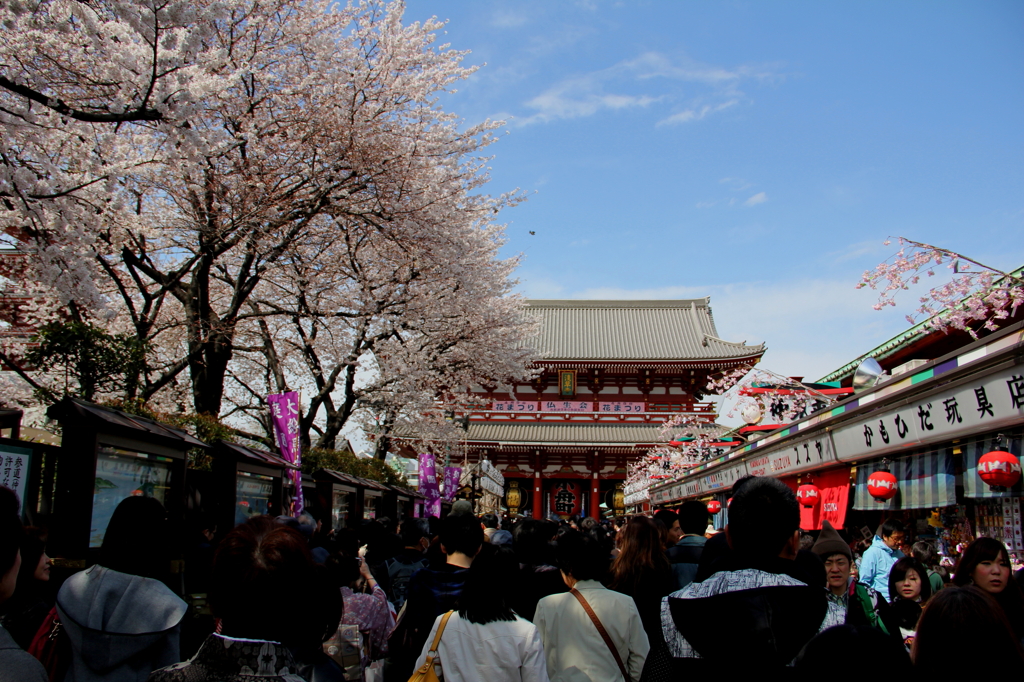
top-left (414, 545), bottom-right (549, 682)
top-left (534, 530), bottom-right (649, 682)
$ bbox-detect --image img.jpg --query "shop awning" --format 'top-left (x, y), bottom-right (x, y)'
top-left (852, 450), bottom-right (956, 510)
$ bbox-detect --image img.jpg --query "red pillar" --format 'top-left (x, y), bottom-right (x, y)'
top-left (532, 470), bottom-right (543, 519)
top-left (590, 472), bottom-right (601, 520)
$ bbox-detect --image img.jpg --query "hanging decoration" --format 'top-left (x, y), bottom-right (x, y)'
top-left (707, 500), bottom-right (722, 514)
top-left (550, 480), bottom-right (582, 517)
top-left (797, 483), bottom-right (822, 508)
top-left (978, 449), bottom-right (1022, 489)
top-left (867, 469), bottom-right (899, 501)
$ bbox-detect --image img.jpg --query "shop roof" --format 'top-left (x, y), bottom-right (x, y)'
top-left (316, 468), bottom-right (392, 492)
top-left (525, 299), bottom-right (765, 363)
top-left (216, 440), bottom-right (298, 470)
top-left (46, 397), bottom-right (208, 450)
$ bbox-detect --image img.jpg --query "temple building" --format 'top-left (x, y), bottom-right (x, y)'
top-left (457, 299), bottom-right (765, 519)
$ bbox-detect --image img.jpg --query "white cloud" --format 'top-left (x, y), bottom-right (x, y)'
top-left (491, 9), bottom-right (530, 28)
top-left (744, 191), bottom-right (767, 206)
top-left (518, 51), bottom-right (778, 126)
top-left (656, 99), bottom-right (739, 126)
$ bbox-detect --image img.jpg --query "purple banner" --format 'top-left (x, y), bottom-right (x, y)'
top-left (268, 391), bottom-right (303, 515)
top-left (418, 454), bottom-right (441, 517)
top-left (442, 466), bottom-right (462, 503)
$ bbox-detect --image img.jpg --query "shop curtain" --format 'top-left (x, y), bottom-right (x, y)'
top-left (962, 430), bottom-right (1023, 499)
top-left (782, 468), bottom-right (851, 531)
top-left (853, 449), bottom-right (956, 511)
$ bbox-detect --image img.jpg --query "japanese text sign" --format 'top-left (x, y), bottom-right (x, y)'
top-left (268, 391), bottom-right (303, 514)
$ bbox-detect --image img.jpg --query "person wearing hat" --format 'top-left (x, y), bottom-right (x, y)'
top-left (812, 520), bottom-right (899, 640)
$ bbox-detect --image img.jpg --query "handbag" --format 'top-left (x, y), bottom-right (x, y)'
top-left (407, 610), bottom-right (455, 682)
top-left (569, 587), bottom-right (631, 681)
top-left (27, 606), bottom-right (71, 682)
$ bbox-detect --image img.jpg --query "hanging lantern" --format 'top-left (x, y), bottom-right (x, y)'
top-left (707, 500), bottom-right (722, 514)
top-left (550, 481), bottom-right (582, 517)
top-left (796, 483), bottom-right (821, 508)
top-left (867, 470), bottom-right (898, 501)
top-left (726, 497), bottom-right (733, 508)
top-left (506, 481), bottom-right (522, 512)
top-left (978, 450), bottom-right (1022, 489)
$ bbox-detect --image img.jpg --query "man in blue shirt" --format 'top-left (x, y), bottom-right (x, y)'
top-left (858, 518), bottom-right (905, 601)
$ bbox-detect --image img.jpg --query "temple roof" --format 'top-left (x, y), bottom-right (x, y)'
top-left (465, 421), bottom-right (722, 447)
top-left (525, 298), bottom-right (765, 363)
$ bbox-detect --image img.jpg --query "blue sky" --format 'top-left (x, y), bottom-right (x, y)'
top-left (400, 0), bottom-right (1024, 383)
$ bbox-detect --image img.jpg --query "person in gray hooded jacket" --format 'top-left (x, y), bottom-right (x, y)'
top-left (57, 496), bottom-right (187, 682)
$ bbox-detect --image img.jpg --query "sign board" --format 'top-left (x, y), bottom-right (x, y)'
top-left (746, 432), bottom-right (838, 477)
top-left (832, 365), bottom-right (1024, 463)
top-left (0, 443), bottom-right (31, 515)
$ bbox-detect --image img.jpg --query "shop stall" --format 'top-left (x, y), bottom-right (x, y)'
top-left (44, 397), bottom-right (208, 563)
top-left (650, 321), bottom-right (1024, 566)
top-left (211, 440), bottom-right (297, 533)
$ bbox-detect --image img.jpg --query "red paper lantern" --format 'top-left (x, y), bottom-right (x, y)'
top-left (707, 500), bottom-right (722, 514)
top-left (796, 484), bottom-right (821, 508)
top-left (727, 497), bottom-right (733, 508)
top-left (978, 450), bottom-right (1022, 488)
top-left (669, 440), bottom-right (683, 448)
top-left (867, 471), bottom-right (898, 501)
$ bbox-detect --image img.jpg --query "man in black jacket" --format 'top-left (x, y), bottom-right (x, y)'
top-left (384, 514), bottom-right (482, 681)
top-left (665, 501), bottom-right (709, 591)
top-left (656, 477), bottom-right (837, 674)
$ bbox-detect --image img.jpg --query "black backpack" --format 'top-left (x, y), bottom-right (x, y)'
top-left (384, 555), bottom-right (429, 611)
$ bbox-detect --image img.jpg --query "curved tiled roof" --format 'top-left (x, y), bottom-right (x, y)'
top-left (525, 299), bottom-right (764, 362)
top-left (465, 421), bottom-right (723, 445)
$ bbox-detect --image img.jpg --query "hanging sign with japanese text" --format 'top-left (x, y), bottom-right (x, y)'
top-left (746, 432), bottom-right (838, 478)
top-left (442, 466), bottom-right (462, 503)
top-left (550, 480), bottom-right (582, 516)
top-left (832, 364), bottom-right (1024, 463)
top-left (418, 454), bottom-right (441, 517)
top-left (0, 443), bottom-right (31, 514)
top-left (491, 400), bottom-right (647, 413)
top-left (267, 391), bottom-right (303, 515)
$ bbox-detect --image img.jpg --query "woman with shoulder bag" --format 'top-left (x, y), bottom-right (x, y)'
top-left (412, 545), bottom-right (548, 682)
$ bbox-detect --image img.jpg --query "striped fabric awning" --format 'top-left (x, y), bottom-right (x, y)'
top-left (853, 449), bottom-right (956, 511)
top-left (962, 429), bottom-right (1024, 499)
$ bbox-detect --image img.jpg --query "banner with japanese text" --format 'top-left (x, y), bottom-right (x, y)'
top-left (268, 391), bottom-right (303, 515)
top-left (442, 466), bottom-right (462, 503)
top-left (418, 453), bottom-right (441, 517)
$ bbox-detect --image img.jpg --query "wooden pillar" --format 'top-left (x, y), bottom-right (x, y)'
top-left (532, 470), bottom-right (543, 519)
top-left (590, 471), bottom-right (601, 520)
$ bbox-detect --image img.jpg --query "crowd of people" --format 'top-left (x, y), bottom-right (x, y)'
top-left (2, 476), bottom-right (1024, 681)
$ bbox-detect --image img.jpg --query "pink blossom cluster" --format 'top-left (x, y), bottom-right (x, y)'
top-left (858, 237), bottom-right (1023, 338)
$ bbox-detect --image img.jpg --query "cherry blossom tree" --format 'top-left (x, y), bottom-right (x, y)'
top-left (859, 237), bottom-right (1024, 338)
top-left (624, 364), bottom-right (837, 499)
top-left (2, 0), bottom-right (536, 429)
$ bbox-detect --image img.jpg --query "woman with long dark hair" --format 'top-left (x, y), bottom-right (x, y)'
top-left (887, 556), bottom-right (932, 650)
top-left (0, 526), bottom-right (51, 649)
top-left (608, 516), bottom-right (674, 645)
top-left (413, 544), bottom-right (548, 681)
top-left (952, 537), bottom-right (1024, 644)
top-left (912, 586), bottom-right (1024, 673)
